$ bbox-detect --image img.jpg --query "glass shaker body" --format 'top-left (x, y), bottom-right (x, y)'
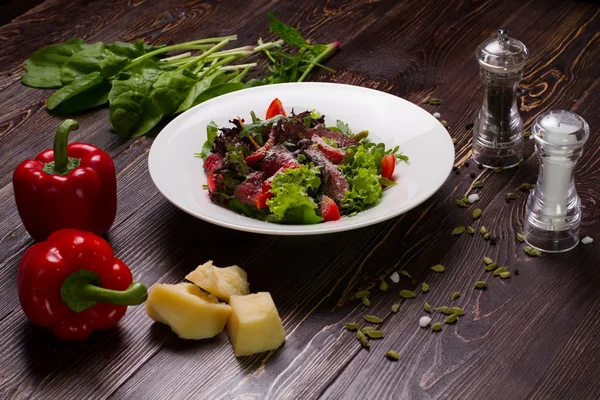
top-left (472, 29), bottom-right (528, 169)
top-left (524, 110), bottom-right (589, 253)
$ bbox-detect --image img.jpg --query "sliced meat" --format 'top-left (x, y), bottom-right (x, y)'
top-left (245, 127), bottom-right (277, 164)
top-left (203, 153), bottom-right (225, 174)
top-left (303, 147), bottom-right (349, 204)
top-left (311, 135), bottom-right (346, 164)
top-left (234, 171), bottom-right (269, 205)
top-left (309, 125), bottom-right (358, 148)
top-left (262, 145), bottom-right (299, 175)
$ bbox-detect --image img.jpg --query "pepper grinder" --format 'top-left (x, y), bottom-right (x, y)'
top-left (524, 110), bottom-right (589, 253)
top-left (472, 28), bottom-right (529, 169)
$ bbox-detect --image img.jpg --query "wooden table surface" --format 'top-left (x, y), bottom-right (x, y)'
top-left (1, 1), bottom-right (599, 399)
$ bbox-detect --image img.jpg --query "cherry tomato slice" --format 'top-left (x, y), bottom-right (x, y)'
top-left (320, 196), bottom-right (341, 221)
top-left (381, 154), bottom-right (396, 179)
top-left (265, 98), bottom-right (286, 119)
top-left (255, 192), bottom-right (273, 209)
top-left (207, 173), bottom-right (218, 192)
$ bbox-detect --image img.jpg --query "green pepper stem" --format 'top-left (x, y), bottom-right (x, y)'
top-left (70, 281), bottom-right (148, 306)
top-left (53, 119), bottom-right (79, 174)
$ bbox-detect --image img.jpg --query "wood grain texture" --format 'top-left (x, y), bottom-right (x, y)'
top-left (0, 0), bottom-right (599, 399)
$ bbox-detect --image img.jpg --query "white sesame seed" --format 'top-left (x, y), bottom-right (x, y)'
top-left (433, 112), bottom-right (441, 119)
top-left (581, 236), bottom-right (593, 245)
top-left (419, 316), bottom-right (432, 328)
top-left (467, 194), bottom-right (480, 204)
top-left (390, 272), bottom-right (400, 283)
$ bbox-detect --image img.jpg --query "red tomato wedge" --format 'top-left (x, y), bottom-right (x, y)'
top-left (255, 192), bottom-right (273, 209)
top-left (207, 173), bottom-right (218, 192)
top-left (320, 196), bottom-right (341, 221)
top-left (265, 98), bottom-right (286, 119)
top-left (381, 154), bottom-right (396, 179)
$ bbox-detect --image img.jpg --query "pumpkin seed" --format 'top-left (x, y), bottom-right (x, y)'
top-left (421, 283), bottom-right (430, 293)
top-left (533, 248), bottom-right (543, 257)
top-left (400, 270), bottom-right (412, 278)
top-left (520, 183), bottom-right (536, 191)
top-left (456, 199), bottom-right (468, 208)
top-left (445, 314), bottom-right (458, 324)
top-left (422, 95), bottom-right (431, 104)
top-left (365, 329), bottom-right (384, 339)
top-left (452, 138), bottom-right (457, 144)
top-left (483, 256), bottom-right (494, 265)
top-left (472, 180), bottom-right (483, 188)
top-left (493, 267), bottom-right (508, 276)
top-left (499, 271), bottom-right (511, 279)
top-left (462, 195), bottom-right (469, 203)
top-left (439, 306), bottom-right (453, 315)
top-left (431, 322), bottom-right (443, 331)
top-left (450, 291), bottom-right (460, 301)
top-left (428, 98), bottom-right (442, 105)
top-left (424, 301), bottom-right (432, 313)
top-left (505, 192), bottom-right (518, 200)
top-left (484, 232), bottom-right (492, 240)
top-left (494, 167), bottom-right (504, 173)
top-left (524, 246), bottom-right (541, 257)
top-left (379, 279), bottom-right (389, 291)
top-left (391, 303), bottom-right (400, 313)
top-left (431, 265), bottom-right (445, 273)
top-left (517, 233), bottom-right (525, 243)
top-left (362, 297), bottom-right (371, 307)
top-left (450, 307), bottom-right (465, 316)
top-left (357, 330), bottom-right (370, 348)
top-left (344, 322), bottom-right (360, 331)
top-left (518, 159), bottom-right (525, 168)
top-left (524, 130), bottom-right (531, 138)
top-left (363, 315), bottom-right (383, 323)
top-left (480, 226), bottom-right (488, 235)
top-left (472, 208), bottom-right (482, 219)
top-left (400, 290), bottom-right (416, 299)
top-left (441, 120), bottom-right (449, 128)
top-left (355, 290), bottom-right (370, 299)
top-left (486, 263), bottom-right (499, 271)
top-left (452, 226), bottom-right (466, 235)
top-left (466, 226), bottom-right (475, 234)
top-left (385, 350), bottom-right (399, 360)
top-left (474, 281), bottom-right (487, 289)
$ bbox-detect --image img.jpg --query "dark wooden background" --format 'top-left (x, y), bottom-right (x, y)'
top-left (1, 0), bottom-right (599, 399)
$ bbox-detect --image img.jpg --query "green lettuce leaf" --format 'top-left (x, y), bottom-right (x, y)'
top-left (267, 164), bottom-right (322, 224)
top-left (340, 146), bottom-right (382, 213)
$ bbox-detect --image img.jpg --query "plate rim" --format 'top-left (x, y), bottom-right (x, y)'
top-left (148, 82), bottom-right (454, 235)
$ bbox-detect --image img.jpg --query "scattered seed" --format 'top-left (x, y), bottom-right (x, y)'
top-left (518, 159), bottom-right (525, 168)
top-left (431, 322), bottom-right (443, 331)
top-left (475, 281), bottom-right (487, 289)
top-left (452, 226), bottom-right (466, 235)
top-left (385, 350), bottom-right (399, 360)
top-left (480, 226), bottom-right (488, 235)
top-left (505, 192), bottom-right (518, 200)
top-left (581, 236), bottom-right (593, 244)
top-left (355, 290), bottom-right (370, 299)
top-left (499, 271), bottom-right (511, 279)
top-left (380, 279), bottom-right (389, 291)
top-left (494, 167), bottom-right (504, 173)
top-left (484, 232), bottom-right (492, 240)
top-left (400, 270), bottom-right (412, 278)
top-left (456, 199), bottom-right (468, 207)
top-left (486, 263), bottom-right (499, 271)
top-left (344, 322), bottom-right (360, 331)
top-left (365, 329), bottom-right (384, 339)
top-left (431, 265), bottom-right (445, 273)
top-left (390, 272), bottom-right (400, 283)
top-left (441, 120), bottom-right (449, 128)
top-left (357, 330), bottom-right (370, 348)
top-left (472, 180), bottom-right (483, 188)
top-left (362, 297), bottom-right (371, 307)
top-left (400, 290), bottom-right (416, 299)
top-left (422, 95), bottom-right (431, 104)
top-left (450, 307), bottom-right (465, 316)
top-left (462, 195), bottom-right (469, 203)
top-left (520, 183), bottom-right (536, 191)
top-left (470, 172), bottom-right (477, 178)
top-left (445, 314), bottom-right (458, 324)
top-left (493, 267), bottom-right (508, 276)
top-left (391, 303), bottom-right (400, 313)
top-left (439, 306), bottom-right (453, 315)
top-left (363, 315), bottom-right (383, 324)
top-left (419, 316), bottom-right (432, 327)
top-left (483, 256), bottom-right (494, 265)
top-left (517, 233), bottom-right (525, 243)
top-left (472, 208), bottom-right (482, 219)
top-left (428, 98), bottom-right (442, 105)
top-left (421, 283), bottom-right (430, 293)
top-left (466, 226), bottom-right (475, 234)
top-left (534, 248), bottom-right (542, 257)
top-left (524, 246), bottom-right (541, 257)
top-left (433, 112), bottom-right (441, 119)
top-left (452, 138), bottom-right (458, 144)
top-left (450, 291), bottom-right (460, 301)
top-left (424, 301), bottom-right (432, 313)
top-left (467, 194), bottom-right (480, 204)
top-left (524, 130), bottom-right (531, 138)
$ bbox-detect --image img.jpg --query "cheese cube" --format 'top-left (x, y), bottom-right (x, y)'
top-left (185, 261), bottom-right (249, 302)
top-left (146, 282), bottom-right (231, 340)
top-left (226, 292), bottom-right (286, 357)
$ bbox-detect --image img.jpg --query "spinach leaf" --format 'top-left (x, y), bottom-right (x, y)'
top-left (268, 12), bottom-right (308, 47)
top-left (100, 40), bottom-right (150, 78)
top-left (105, 40), bottom-right (147, 58)
top-left (191, 82), bottom-right (245, 107)
top-left (131, 101), bottom-right (164, 137)
top-left (46, 71), bottom-right (105, 110)
top-left (50, 79), bottom-right (111, 114)
top-left (151, 71), bottom-right (197, 115)
top-left (199, 121), bottom-right (219, 159)
top-left (176, 72), bottom-right (223, 113)
top-left (60, 42), bottom-right (104, 85)
top-left (22, 39), bottom-right (87, 88)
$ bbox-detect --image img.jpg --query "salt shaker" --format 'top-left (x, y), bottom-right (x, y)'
top-left (523, 110), bottom-right (589, 253)
top-left (472, 28), bottom-right (529, 169)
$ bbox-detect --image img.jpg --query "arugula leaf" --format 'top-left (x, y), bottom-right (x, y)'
top-left (60, 42), bottom-right (104, 85)
top-left (225, 143), bottom-right (250, 176)
top-left (198, 121), bottom-right (219, 159)
top-left (46, 71), bottom-right (106, 110)
top-left (22, 39), bottom-right (87, 88)
top-left (268, 12), bottom-right (308, 48)
top-left (266, 164), bottom-right (322, 224)
top-left (239, 114), bottom-right (284, 146)
top-left (336, 120), bottom-right (351, 135)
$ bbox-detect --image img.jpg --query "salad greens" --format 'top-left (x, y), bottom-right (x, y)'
top-left (20, 13), bottom-right (338, 138)
top-left (267, 165), bottom-right (323, 224)
top-left (340, 147), bottom-right (383, 214)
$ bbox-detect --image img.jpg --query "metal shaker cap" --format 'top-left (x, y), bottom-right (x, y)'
top-left (476, 28), bottom-right (528, 72)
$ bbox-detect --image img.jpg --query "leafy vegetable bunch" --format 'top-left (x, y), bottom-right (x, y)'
top-left (21, 13), bottom-right (339, 138)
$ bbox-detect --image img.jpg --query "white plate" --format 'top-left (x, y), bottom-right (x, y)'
top-left (149, 82), bottom-right (454, 235)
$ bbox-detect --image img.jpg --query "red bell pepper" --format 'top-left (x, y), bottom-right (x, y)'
top-left (17, 229), bottom-right (147, 341)
top-left (12, 120), bottom-right (117, 242)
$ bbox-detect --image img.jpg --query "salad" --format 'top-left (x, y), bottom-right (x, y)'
top-left (198, 98), bottom-right (408, 224)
